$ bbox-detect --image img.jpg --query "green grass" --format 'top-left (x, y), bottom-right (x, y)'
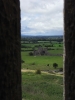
top-left (21, 51), bottom-right (63, 70)
top-left (49, 50), bottom-right (63, 54)
top-left (21, 41), bottom-right (63, 100)
top-left (21, 41), bottom-right (63, 50)
top-left (22, 72), bottom-right (63, 100)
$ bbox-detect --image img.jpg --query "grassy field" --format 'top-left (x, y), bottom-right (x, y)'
top-left (22, 72), bottom-right (63, 100)
top-left (21, 51), bottom-right (63, 70)
top-left (21, 40), bottom-right (63, 100)
top-left (21, 41), bottom-right (63, 51)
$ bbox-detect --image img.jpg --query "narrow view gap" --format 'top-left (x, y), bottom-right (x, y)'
top-left (20, 0), bottom-right (64, 100)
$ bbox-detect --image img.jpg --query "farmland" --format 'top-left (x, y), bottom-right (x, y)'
top-left (21, 35), bottom-right (63, 100)
top-left (22, 72), bottom-right (63, 100)
top-left (21, 35), bottom-right (63, 70)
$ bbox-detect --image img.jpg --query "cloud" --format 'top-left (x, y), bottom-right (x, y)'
top-left (20, 0), bottom-right (64, 36)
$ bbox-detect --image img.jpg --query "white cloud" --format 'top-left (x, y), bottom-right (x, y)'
top-left (20, 0), bottom-right (64, 36)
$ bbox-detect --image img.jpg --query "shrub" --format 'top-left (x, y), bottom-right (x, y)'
top-left (29, 52), bottom-right (33, 56)
top-left (31, 62), bottom-right (35, 65)
top-left (59, 68), bottom-right (63, 72)
top-left (47, 64), bottom-right (49, 66)
top-left (59, 45), bottom-right (61, 47)
top-left (35, 69), bottom-right (41, 74)
top-left (53, 63), bottom-right (58, 69)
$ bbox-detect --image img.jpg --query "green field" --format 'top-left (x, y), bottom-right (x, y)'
top-left (21, 41), bottom-right (63, 51)
top-left (21, 51), bottom-right (63, 70)
top-left (22, 72), bottom-right (63, 100)
top-left (21, 39), bottom-right (63, 100)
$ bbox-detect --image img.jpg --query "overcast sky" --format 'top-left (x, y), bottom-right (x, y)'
top-left (20, 0), bottom-right (64, 36)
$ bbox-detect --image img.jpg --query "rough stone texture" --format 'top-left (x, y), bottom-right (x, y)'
top-left (64, 1), bottom-right (75, 100)
top-left (0, 0), bottom-right (22, 100)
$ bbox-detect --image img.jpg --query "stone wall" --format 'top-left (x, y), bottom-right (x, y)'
top-left (64, 1), bottom-right (75, 100)
top-left (0, 0), bottom-right (22, 100)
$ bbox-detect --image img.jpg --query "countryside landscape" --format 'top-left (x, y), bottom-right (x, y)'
top-left (21, 35), bottom-right (63, 100)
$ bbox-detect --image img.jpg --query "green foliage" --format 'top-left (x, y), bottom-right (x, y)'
top-left (47, 64), bottom-right (49, 66)
top-left (21, 39), bottom-right (63, 52)
top-left (31, 62), bottom-right (36, 65)
top-left (35, 69), bottom-right (41, 74)
top-left (29, 52), bottom-right (33, 56)
top-left (53, 63), bottom-right (58, 69)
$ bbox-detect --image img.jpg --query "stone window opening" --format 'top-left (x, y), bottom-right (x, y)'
top-left (0, 0), bottom-right (75, 100)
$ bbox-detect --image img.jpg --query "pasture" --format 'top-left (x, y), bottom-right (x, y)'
top-left (22, 72), bottom-right (63, 100)
top-left (21, 40), bottom-right (63, 70)
top-left (21, 37), bottom-right (63, 100)
top-left (21, 52), bottom-right (63, 70)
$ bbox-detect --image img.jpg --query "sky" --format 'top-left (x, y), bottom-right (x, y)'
top-left (20, 0), bottom-right (64, 36)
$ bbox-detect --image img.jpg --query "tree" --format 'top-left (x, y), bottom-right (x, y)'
top-left (29, 52), bottom-right (33, 56)
top-left (53, 63), bottom-right (58, 69)
top-left (35, 69), bottom-right (41, 74)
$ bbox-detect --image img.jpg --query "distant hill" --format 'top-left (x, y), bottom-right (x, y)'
top-left (21, 35), bottom-right (63, 38)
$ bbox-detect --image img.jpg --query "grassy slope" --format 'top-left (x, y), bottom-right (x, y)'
top-left (22, 72), bottom-right (63, 100)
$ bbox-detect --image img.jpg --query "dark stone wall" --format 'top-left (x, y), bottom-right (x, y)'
top-left (64, 1), bottom-right (75, 100)
top-left (0, 0), bottom-right (22, 100)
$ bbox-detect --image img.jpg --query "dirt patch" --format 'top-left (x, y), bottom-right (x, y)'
top-left (21, 69), bottom-right (63, 77)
